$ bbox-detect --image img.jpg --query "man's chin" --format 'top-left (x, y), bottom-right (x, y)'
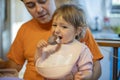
top-left (37, 17), bottom-right (51, 24)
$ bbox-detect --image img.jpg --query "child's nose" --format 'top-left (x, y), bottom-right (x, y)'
top-left (54, 27), bottom-right (60, 35)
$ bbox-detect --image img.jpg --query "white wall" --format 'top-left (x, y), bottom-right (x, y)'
top-left (10, 0), bottom-right (32, 78)
top-left (11, 0), bottom-right (32, 42)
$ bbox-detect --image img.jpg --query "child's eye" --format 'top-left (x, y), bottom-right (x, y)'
top-left (26, 2), bottom-right (35, 8)
top-left (62, 26), bottom-right (68, 29)
top-left (52, 24), bottom-right (57, 28)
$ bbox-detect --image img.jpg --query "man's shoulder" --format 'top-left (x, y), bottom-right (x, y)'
top-left (19, 18), bottom-right (39, 31)
top-left (22, 18), bottom-right (35, 26)
top-left (16, 19), bottom-right (36, 33)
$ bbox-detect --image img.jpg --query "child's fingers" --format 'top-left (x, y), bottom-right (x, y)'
top-left (37, 40), bottom-right (48, 48)
top-left (76, 75), bottom-right (85, 80)
top-left (74, 72), bottom-right (85, 80)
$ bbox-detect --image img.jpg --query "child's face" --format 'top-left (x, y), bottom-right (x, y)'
top-left (52, 16), bottom-right (78, 44)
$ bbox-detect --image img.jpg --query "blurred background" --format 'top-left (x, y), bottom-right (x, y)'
top-left (0, 0), bottom-right (120, 80)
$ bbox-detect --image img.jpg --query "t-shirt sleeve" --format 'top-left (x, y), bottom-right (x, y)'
top-left (7, 25), bottom-right (26, 65)
top-left (77, 47), bottom-right (93, 71)
top-left (80, 28), bottom-right (103, 61)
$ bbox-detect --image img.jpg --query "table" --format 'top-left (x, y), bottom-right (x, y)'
top-left (96, 39), bottom-right (120, 80)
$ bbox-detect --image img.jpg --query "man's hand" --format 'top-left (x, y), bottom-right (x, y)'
top-left (74, 71), bottom-right (92, 80)
top-left (0, 59), bottom-right (22, 72)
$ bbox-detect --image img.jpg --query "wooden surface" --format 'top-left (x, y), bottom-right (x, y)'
top-left (96, 39), bottom-right (120, 47)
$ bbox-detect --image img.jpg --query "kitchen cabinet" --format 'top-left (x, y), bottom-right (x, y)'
top-left (96, 39), bottom-right (120, 80)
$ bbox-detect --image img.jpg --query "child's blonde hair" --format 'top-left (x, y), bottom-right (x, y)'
top-left (52, 4), bottom-right (87, 40)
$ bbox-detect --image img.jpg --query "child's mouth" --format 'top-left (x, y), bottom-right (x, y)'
top-left (59, 36), bottom-right (62, 39)
top-left (56, 36), bottom-right (62, 44)
top-left (48, 35), bottom-right (62, 45)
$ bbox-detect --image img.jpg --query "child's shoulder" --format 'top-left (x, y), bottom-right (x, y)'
top-left (73, 40), bottom-right (89, 50)
top-left (74, 40), bottom-right (86, 46)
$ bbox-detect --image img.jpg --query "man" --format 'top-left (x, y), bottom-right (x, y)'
top-left (0, 0), bottom-right (103, 80)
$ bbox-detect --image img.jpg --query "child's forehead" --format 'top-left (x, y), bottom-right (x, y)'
top-left (53, 15), bottom-right (63, 20)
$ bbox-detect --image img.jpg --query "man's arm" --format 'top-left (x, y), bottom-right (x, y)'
top-left (91, 60), bottom-right (102, 80)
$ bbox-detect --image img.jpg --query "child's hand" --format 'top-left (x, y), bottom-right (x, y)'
top-left (34, 40), bottom-right (48, 63)
top-left (37, 40), bottom-right (48, 49)
top-left (36, 40), bottom-right (48, 57)
top-left (74, 72), bottom-right (85, 80)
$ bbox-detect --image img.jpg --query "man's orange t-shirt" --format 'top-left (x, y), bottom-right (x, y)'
top-left (7, 18), bottom-right (103, 80)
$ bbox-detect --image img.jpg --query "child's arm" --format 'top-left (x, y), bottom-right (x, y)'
top-left (34, 39), bottom-right (61, 64)
top-left (34, 40), bottom-right (48, 64)
top-left (75, 45), bottom-right (93, 80)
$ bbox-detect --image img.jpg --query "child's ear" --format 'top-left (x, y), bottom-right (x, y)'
top-left (76, 27), bottom-right (82, 35)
